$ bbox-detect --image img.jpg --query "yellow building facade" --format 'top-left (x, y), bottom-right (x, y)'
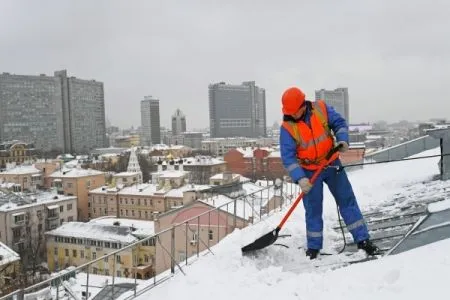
top-left (46, 221), bottom-right (155, 279)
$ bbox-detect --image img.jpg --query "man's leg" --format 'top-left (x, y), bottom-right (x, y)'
top-left (302, 173), bottom-right (325, 250)
top-left (324, 164), bottom-right (370, 244)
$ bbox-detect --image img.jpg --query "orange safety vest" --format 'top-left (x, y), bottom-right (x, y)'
top-left (282, 100), bottom-right (339, 170)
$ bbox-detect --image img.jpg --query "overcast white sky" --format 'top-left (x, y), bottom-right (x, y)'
top-left (1, 0), bottom-right (449, 130)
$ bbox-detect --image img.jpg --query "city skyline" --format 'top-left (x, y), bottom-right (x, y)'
top-left (1, 1), bottom-right (449, 130)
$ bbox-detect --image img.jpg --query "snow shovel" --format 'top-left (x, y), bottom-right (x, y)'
top-left (241, 145), bottom-right (343, 254)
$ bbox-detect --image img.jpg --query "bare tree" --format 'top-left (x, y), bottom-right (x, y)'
top-left (14, 211), bottom-right (47, 286)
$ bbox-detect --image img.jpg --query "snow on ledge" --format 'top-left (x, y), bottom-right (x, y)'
top-left (428, 199), bottom-right (450, 213)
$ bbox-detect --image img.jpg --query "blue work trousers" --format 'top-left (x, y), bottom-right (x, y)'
top-left (302, 159), bottom-right (370, 249)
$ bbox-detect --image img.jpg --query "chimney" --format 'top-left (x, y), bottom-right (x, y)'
top-left (157, 158), bottom-right (163, 172)
top-left (168, 160), bottom-right (175, 171)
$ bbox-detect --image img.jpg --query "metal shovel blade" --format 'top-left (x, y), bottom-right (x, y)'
top-left (241, 227), bottom-right (280, 253)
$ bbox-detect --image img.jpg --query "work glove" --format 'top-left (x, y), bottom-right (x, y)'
top-left (337, 141), bottom-right (349, 153)
top-left (298, 177), bottom-right (313, 194)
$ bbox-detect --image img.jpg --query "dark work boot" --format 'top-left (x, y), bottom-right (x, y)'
top-left (305, 248), bottom-right (319, 260)
top-left (357, 240), bottom-right (380, 256)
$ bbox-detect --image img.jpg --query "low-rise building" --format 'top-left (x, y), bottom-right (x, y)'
top-left (0, 165), bottom-right (43, 192)
top-left (49, 167), bottom-right (105, 221)
top-left (0, 241), bottom-right (21, 296)
top-left (0, 140), bottom-right (37, 169)
top-left (46, 218), bottom-right (155, 279)
top-left (0, 191), bottom-right (77, 270)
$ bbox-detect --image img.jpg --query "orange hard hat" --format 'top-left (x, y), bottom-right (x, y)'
top-left (282, 87), bottom-right (305, 115)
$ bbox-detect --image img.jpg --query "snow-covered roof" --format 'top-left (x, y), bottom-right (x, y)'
top-left (118, 183), bottom-right (159, 196)
top-left (0, 192), bottom-right (76, 212)
top-left (152, 170), bottom-right (189, 178)
top-left (90, 185), bottom-right (120, 194)
top-left (134, 146), bottom-right (450, 300)
top-left (49, 168), bottom-right (105, 178)
top-left (200, 195), bottom-right (254, 220)
top-left (164, 184), bottom-right (211, 198)
top-left (0, 165), bottom-right (41, 175)
top-left (46, 222), bottom-right (139, 244)
top-left (182, 157), bottom-right (225, 166)
top-left (241, 182), bottom-right (266, 196)
top-left (210, 173), bottom-right (240, 180)
top-left (90, 183), bottom-right (212, 198)
top-left (428, 199), bottom-right (450, 213)
top-left (114, 171), bottom-right (140, 177)
top-left (89, 216), bottom-right (155, 236)
top-left (0, 241), bottom-right (20, 266)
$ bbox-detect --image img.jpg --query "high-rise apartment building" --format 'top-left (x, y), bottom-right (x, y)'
top-left (140, 96), bottom-right (161, 146)
top-left (208, 81), bottom-right (266, 138)
top-left (0, 70), bottom-right (106, 153)
top-left (315, 87), bottom-right (350, 123)
top-left (171, 109), bottom-right (186, 135)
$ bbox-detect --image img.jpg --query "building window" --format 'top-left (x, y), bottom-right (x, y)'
top-left (80, 250), bottom-right (84, 258)
top-left (209, 230), bottom-right (214, 241)
top-left (116, 255), bottom-right (121, 263)
top-left (93, 252), bottom-right (96, 259)
top-left (144, 255), bottom-right (149, 263)
top-left (117, 271), bottom-right (121, 277)
top-left (67, 204), bottom-right (73, 210)
top-left (54, 248), bottom-right (58, 255)
top-left (65, 249), bottom-right (69, 257)
top-left (93, 267), bottom-right (98, 275)
top-left (73, 250), bottom-right (77, 257)
top-left (60, 206), bottom-right (64, 212)
top-left (68, 216), bottom-right (74, 222)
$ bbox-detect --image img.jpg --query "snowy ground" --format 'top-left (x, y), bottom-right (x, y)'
top-left (129, 147), bottom-right (450, 300)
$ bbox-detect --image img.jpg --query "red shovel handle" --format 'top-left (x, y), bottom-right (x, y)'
top-left (276, 145), bottom-right (342, 230)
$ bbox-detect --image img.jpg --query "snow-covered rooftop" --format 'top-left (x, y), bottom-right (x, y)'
top-left (119, 183), bottom-right (159, 196)
top-left (0, 165), bottom-right (41, 175)
top-left (89, 216), bottom-right (155, 236)
top-left (46, 222), bottom-right (139, 244)
top-left (182, 157), bottom-right (225, 166)
top-left (133, 146), bottom-right (450, 300)
top-left (164, 184), bottom-right (211, 198)
top-left (49, 168), bottom-right (105, 178)
top-left (210, 173), bottom-right (240, 180)
top-left (113, 171), bottom-right (140, 177)
top-left (0, 241), bottom-right (20, 266)
top-left (90, 183), bottom-right (212, 198)
top-left (152, 170), bottom-right (189, 178)
top-left (0, 192), bottom-right (76, 212)
top-left (200, 194), bottom-right (254, 220)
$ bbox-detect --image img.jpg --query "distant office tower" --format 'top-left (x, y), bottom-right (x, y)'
top-left (208, 81), bottom-right (266, 138)
top-left (315, 88), bottom-right (349, 123)
top-left (140, 96), bottom-right (161, 146)
top-left (171, 109), bottom-right (187, 135)
top-left (0, 70), bottom-right (106, 153)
